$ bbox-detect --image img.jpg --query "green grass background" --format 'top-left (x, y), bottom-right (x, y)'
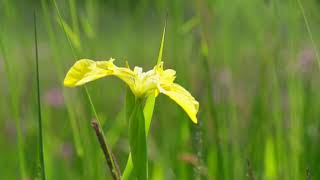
top-left (1, 0), bottom-right (320, 179)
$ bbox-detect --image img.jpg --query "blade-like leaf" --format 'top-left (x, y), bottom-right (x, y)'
top-left (126, 88), bottom-right (136, 121)
top-left (129, 99), bottom-right (148, 180)
top-left (123, 94), bottom-right (156, 180)
top-left (55, 16), bottom-right (81, 50)
top-left (156, 19), bottom-right (167, 65)
top-left (144, 94), bottom-right (156, 134)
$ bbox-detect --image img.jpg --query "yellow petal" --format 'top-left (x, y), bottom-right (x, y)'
top-left (63, 59), bottom-right (114, 87)
top-left (160, 69), bottom-right (176, 84)
top-left (64, 58), bottom-right (136, 90)
top-left (160, 83), bottom-right (199, 123)
top-left (113, 67), bottom-right (136, 89)
top-left (154, 62), bottom-right (176, 85)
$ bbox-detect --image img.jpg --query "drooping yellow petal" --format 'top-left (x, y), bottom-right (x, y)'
top-left (159, 83), bottom-right (199, 123)
top-left (63, 58), bottom-right (136, 89)
top-left (64, 59), bottom-right (113, 87)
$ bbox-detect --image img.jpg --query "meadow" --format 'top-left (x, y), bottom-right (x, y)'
top-left (1, 0), bottom-right (320, 179)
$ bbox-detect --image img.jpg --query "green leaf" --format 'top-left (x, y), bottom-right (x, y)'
top-left (123, 94), bottom-right (156, 180)
top-left (126, 88), bottom-right (135, 121)
top-left (129, 99), bottom-right (148, 180)
top-left (144, 94), bottom-right (156, 134)
top-left (122, 154), bottom-right (133, 180)
top-left (156, 19), bottom-right (167, 65)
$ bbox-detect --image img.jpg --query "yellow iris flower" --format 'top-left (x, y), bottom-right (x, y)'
top-left (63, 58), bottom-right (199, 123)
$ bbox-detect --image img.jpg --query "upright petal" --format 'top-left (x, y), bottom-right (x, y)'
top-left (159, 83), bottom-right (199, 123)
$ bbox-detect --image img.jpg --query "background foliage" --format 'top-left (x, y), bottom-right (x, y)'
top-left (1, 0), bottom-right (320, 179)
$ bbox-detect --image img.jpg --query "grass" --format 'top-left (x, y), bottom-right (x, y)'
top-left (34, 11), bottom-right (46, 180)
top-left (1, 0), bottom-right (320, 179)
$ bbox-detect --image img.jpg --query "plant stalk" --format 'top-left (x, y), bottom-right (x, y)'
top-left (91, 120), bottom-right (121, 180)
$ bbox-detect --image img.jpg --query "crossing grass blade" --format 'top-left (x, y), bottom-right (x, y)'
top-left (53, 1), bottom-right (121, 178)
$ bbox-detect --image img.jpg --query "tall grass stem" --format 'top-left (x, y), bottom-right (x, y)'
top-left (34, 11), bottom-right (46, 180)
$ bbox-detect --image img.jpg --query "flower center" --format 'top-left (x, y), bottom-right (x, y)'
top-left (132, 67), bottom-right (160, 97)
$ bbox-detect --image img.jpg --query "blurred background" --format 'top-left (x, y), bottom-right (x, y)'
top-left (1, 0), bottom-right (320, 179)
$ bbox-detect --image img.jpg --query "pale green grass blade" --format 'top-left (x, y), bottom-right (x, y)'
top-left (40, 0), bottom-right (84, 158)
top-left (297, 0), bottom-right (320, 69)
top-left (68, 0), bottom-right (80, 36)
top-left (156, 18), bottom-right (167, 65)
top-left (53, 1), bottom-right (120, 178)
top-left (52, 0), bottom-right (78, 60)
top-left (55, 16), bottom-right (81, 51)
top-left (0, 19), bottom-right (26, 180)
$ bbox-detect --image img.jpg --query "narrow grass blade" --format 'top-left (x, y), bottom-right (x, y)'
top-left (55, 16), bottom-right (81, 50)
top-left (53, 1), bottom-right (120, 179)
top-left (0, 17), bottom-right (26, 180)
top-left (297, 0), bottom-right (320, 69)
top-left (156, 16), bottom-right (167, 65)
top-left (40, 0), bottom-right (84, 157)
top-left (34, 11), bottom-right (46, 180)
top-left (68, 0), bottom-right (80, 35)
top-left (52, 0), bottom-right (78, 60)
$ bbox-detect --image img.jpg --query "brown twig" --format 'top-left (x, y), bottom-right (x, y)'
top-left (247, 159), bottom-right (255, 180)
top-left (91, 120), bottom-right (121, 180)
top-left (306, 168), bottom-right (311, 180)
